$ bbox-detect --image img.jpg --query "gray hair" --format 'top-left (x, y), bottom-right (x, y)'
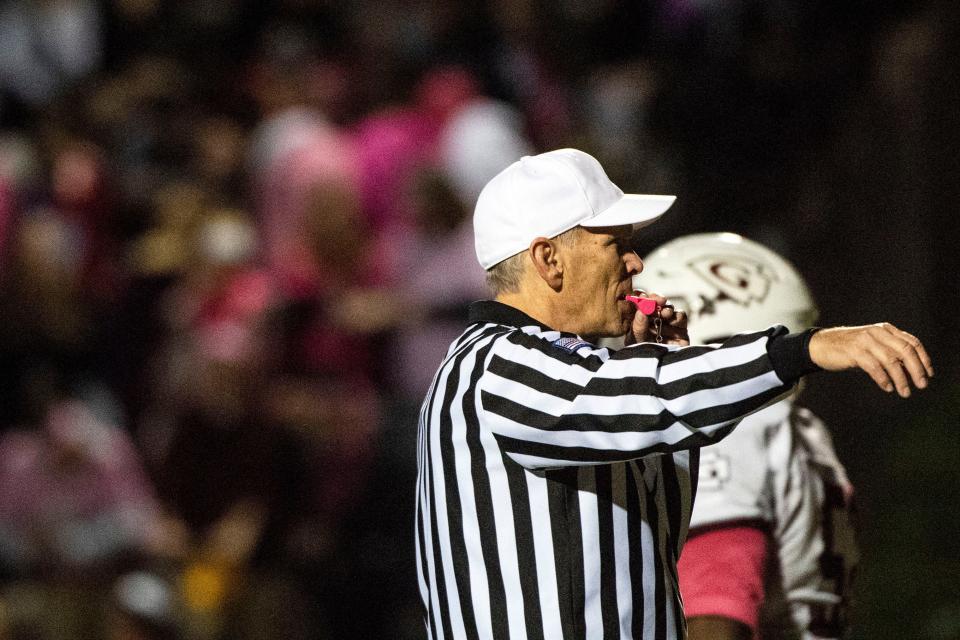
top-left (485, 227), bottom-right (581, 295)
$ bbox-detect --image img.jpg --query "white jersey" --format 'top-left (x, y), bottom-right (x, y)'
top-left (692, 396), bottom-right (859, 639)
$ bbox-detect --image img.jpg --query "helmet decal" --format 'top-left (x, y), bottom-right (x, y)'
top-left (688, 254), bottom-right (779, 307)
top-left (633, 233), bottom-right (818, 344)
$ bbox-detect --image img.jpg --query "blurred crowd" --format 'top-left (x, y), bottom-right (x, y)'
top-left (0, 1), bottom-right (956, 639)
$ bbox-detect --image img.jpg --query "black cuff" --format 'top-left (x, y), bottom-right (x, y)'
top-left (766, 327), bottom-right (823, 383)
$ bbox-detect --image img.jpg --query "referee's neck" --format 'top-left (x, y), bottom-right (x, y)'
top-left (495, 290), bottom-right (575, 336)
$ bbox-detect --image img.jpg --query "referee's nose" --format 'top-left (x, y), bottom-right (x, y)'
top-left (624, 251), bottom-right (643, 275)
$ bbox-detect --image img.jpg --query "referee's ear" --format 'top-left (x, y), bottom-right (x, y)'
top-left (528, 236), bottom-right (564, 291)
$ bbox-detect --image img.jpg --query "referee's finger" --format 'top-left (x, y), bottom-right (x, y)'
top-left (882, 324), bottom-right (935, 378)
top-left (856, 352), bottom-right (895, 393)
top-left (868, 342), bottom-right (912, 397)
top-left (666, 309), bottom-right (687, 329)
top-left (874, 325), bottom-right (930, 391)
top-left (895, 343), bottom-right (929, 391)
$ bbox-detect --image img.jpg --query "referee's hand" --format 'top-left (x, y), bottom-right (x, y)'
top-left (626, 292), bottom-right (690, 346)
top-left (808, 324), bottom-right (934, 397)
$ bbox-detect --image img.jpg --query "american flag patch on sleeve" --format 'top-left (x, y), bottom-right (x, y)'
top-left (551, 336), bottom-right (593, 353)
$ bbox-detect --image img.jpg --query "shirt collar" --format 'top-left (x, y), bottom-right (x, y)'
top-left (467, 300), bottom-right (554, 332)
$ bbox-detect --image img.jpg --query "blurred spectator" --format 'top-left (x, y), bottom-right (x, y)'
top-left (106, 571), bottom-right (182, 640)
top-left (386, 97), bottom-right (531, 404)
top-left (0, 391), bottom-right (159, 640)
top-left (132, 206), bottom-right (376, 638)
top-left (245, 21), bottom-right (352, 124)
top-left (0, 211), bottom-right (102, 428)
top-left (0, 396), bottom-right (158, 576)
top-left (135, 271), bottom-right (318, 640)
top-left (578, 60), bottom-right (675, 191)
top-left (190, 116), bottom-right (246, 199)
top-left (82, 54), bottom-right (198, 204)
top-left (0, 0), bottom-right (102, 109)
top-left (352, 105), bottom-right (436, 255)
top-left (47, 139), bottom-right (122, 301)
top-left (250, 111), bottom-right (359, 300)
top-left (264, 169), bottom-right (382, 533)
top-left (350, 65), bottom-right (477, 252)
top-left (0, 132), bottom-right (41, 267)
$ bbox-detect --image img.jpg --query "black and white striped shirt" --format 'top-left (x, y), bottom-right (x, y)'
top-left (416, 301), bottom-right (809, 640)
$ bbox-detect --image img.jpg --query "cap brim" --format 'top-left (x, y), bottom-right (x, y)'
top-left (580, 194), bottom-right (676, 230)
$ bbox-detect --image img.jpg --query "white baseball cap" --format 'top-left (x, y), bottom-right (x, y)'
top-left (473, 148), bottom-right (676, 269)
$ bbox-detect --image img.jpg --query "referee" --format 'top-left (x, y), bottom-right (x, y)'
top-left (415, 149), bottom-right (933, 640)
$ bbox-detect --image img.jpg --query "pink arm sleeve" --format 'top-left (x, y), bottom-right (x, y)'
top-left (677, 525), bottom-right (769, 633)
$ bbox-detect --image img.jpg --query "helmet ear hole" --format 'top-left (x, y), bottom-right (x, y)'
top-left (632, 232), bottom-right (818, 345)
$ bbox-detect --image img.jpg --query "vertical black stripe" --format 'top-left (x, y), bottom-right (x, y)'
top-left (660, 455), bottom-right (683, 560)
top-left (688, 447), bottom-right (700, 511)
top-left (438, 327), bottom-right (504, 638)
top-left (570, 469), bottom-right (587, 640)
top-left (677, 447), bottom-right (699, 639)
top-left (672, 583), bottom-right (686, 640)
top-left (461, 337), bottom-right (511, 639)
top-left (421, 358), bottom-right (450, 638)
top-left (428, 441), bottom-right (455, 639)
top-left (418, 492), bottom-right (437, 640)
top-left (419, 540), bottom-right (437, 639)
top-left (625, 461), bottom-right (646, 639)
top-left (659, 457), bottom-right (686, 638)
top-left (646, 469), bottom-right (667, 640)
top-left (417, 471), bottom-right (436, 637)
top-left (503, 454), bottom-right (544, 640)
top-left (547, 468), bottom-right (584, 640)
top-left (594, 465), bottom-right (619, 639)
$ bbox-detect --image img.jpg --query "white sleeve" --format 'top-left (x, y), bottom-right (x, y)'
top-left (770, 406), bottom-right (859, 639)
top-left (481, 326), bottom-right (794, 469)
top-left (687, 401), bottom-right (790, 530)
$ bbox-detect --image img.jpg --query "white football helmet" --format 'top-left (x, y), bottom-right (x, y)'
top-left (632, 232), bottom-right (818, 344)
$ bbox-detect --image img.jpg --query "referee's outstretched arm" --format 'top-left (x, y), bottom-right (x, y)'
top-left (479, 319), bottom-right (805, 470)
top-left (475, 311), bottom-right (932, 471)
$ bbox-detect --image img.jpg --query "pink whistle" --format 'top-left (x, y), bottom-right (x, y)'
top-left (625, 295), bottom-right (659, 315)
